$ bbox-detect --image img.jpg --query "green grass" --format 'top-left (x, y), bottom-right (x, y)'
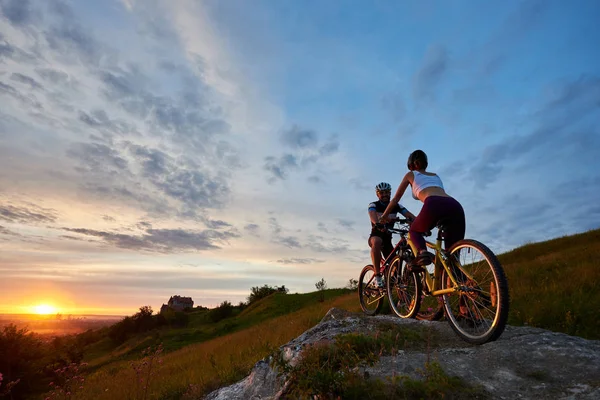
top-left (499, 228), bottom-right (600, 339)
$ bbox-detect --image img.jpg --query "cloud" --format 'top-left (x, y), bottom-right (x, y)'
top-left (306, 234), bottom-right (350, 253)
top-left (78, 110), bottom-right (137, 136)
top-left (61, 226), bottom-right (240, 253)
top-left (276, 236), bottom-right (301, 248)
top-left (280, 125), bottom-right (318, 149)
top-left (244, 223), bottom-right (260, 234)
top-left (0, 225), bottom-right (20, 236)
top-left (349, 178), bottom-right (372, 191)
top-left (67, 142), bottom-right (129, 173)
top-left (413, 44), bottom-right (448, 103)
top-left (276, 258), bottom-right (325, 265)
top-left (0, 0), bottom-right (34, 26)
top-left (475, 0), bottom-right (547, 77)
top-left (35, 68), bottom-right (71, 85)
top-left (337, 219), bottom-right (355, 229)
top-left (468, 74), bottom-right (600, 188)
top-left (0, 204), bottom-right (57, 224)
top-left (0, 81), bottom-right (43, 109)
top-left (264, 126), bottom-right (340, 182)
top-left (10, 73), bottom-right (43, 91)
top-left (307, 175), bottom-right (322, 184)
top-left (264, 154), bottom-right (298, 181)
top-left (267, 217), bottom-right (282, 235)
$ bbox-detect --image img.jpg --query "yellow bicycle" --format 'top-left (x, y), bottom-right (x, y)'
top-left (385, 220), bottom-right (510, 344)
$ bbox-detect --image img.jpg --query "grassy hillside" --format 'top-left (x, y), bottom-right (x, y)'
top-left (499, 228), bottom-right (600, 339)
top-left (64, 291), bottom-right (362, 399)
top-left (21, 227), bottom-right (600, 400)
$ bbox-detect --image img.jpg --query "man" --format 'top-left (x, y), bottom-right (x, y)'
top-left (368, 182), bottom-right (416, 287)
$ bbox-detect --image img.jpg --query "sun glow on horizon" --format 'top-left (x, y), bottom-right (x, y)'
top-left (32, 304), bottom-right (59, 315)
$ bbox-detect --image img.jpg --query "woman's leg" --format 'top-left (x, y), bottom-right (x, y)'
top-left (443, 199), bottom-right (466, 250)
top-left (409, 199), bottom-right (438, 263)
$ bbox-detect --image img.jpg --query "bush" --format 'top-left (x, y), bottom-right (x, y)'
top-left (0, 324), bottom-right (45, 399)
top-left (247, 285), bottom-right (288, 304)
top-left (209, 301), bottom-right (234, 323)
top-left (108, 306), bottom-right (159, 344)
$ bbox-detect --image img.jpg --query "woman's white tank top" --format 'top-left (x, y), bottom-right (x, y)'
top-left (411, 171), bottom-right (444, 200)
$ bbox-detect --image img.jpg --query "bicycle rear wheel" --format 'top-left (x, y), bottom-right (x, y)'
top-left (386, 257), bottom-right (421, 318)
top-left (358, 264), bottom-right (384, 315)
top-left (443, 240), bottom-right (510, 344)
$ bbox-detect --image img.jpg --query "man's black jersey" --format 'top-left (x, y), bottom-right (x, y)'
top-left (368, 200), bottom-right (405, 234)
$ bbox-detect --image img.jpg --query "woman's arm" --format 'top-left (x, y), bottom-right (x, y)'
top-left (381, 172), bottom-right (412, 221)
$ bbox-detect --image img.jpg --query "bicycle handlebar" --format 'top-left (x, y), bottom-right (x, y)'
top-left (374, 218), bottom-right (412, 234)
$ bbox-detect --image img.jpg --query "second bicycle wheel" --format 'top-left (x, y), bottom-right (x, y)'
top-left (386, 257), bottom-right (421, 318)
top-left (358, 264), bottom-right (384, 315)
top-left (442, 239), bottom-right (510, 344)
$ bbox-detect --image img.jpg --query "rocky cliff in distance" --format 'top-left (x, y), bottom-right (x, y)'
top-left (205, 308), bottom-right (600, 400)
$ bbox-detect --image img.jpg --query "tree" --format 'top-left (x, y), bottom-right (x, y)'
top-left (346, 278), bottom-right (359, 291)
top-left (315, 278), bottom-right (327, 302)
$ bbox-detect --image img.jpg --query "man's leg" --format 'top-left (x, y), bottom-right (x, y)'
top-left (368, 236), bottom-right (383, 275)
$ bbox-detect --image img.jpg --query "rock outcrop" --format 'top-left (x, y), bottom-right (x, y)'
top-left (205, 308), bottom-right (600, 399)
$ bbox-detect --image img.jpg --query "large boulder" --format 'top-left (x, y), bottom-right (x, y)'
top-left (205, 308), bottom-right (600, 399)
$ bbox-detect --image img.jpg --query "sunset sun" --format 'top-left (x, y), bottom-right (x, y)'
top-left (33, 304), bottom-right (58, 315)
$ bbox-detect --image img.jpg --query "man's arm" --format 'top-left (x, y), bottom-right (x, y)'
top-left (368, 209), bottom-right (380, 225)
top-left (381, 172), bottom-right (412, 221)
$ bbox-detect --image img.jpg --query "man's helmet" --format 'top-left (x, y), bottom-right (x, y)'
top-left (375, 182), bottom-right (392, 192)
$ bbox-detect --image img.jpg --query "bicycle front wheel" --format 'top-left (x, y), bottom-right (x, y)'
top-left (386, 257), bottom-right (421, 318)
top-left (358, 264), bottom-right (384, 315)
top-left (443, 240), bottom-right (510, 344)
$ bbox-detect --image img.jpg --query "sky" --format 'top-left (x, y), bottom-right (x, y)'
top-left (1, 0), bottom-right (599, 315)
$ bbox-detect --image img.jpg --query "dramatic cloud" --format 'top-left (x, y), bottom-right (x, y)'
top-left (61, 226), bottom-right (240, 253)
top-left (0, 204), bottom-right (57, 224)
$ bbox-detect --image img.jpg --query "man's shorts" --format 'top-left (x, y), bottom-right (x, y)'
top-left (368, 230), bottom-right (394, 261)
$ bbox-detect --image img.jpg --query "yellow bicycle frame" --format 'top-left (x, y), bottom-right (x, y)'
top-left (421, 235), bottom-right (474, 297)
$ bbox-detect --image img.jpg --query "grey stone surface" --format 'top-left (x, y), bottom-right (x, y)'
top-left (204, 308), bottom-right (600, 399)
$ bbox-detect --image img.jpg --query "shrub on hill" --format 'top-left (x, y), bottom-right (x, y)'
top-left (209, 301), bottom-right (234, 323)
top-left (247, 284), bottom-right (289, 304)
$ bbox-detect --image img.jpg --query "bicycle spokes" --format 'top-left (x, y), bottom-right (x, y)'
top-left (387, 257), bottom-right (420, 319)
top-left (442, 240), bottom-right (510, 344)
top-left (359, 265), bottom-right (384, 315)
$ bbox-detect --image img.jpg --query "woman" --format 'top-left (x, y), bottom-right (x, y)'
top-left (380, 149), bottom-right (465, 267)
